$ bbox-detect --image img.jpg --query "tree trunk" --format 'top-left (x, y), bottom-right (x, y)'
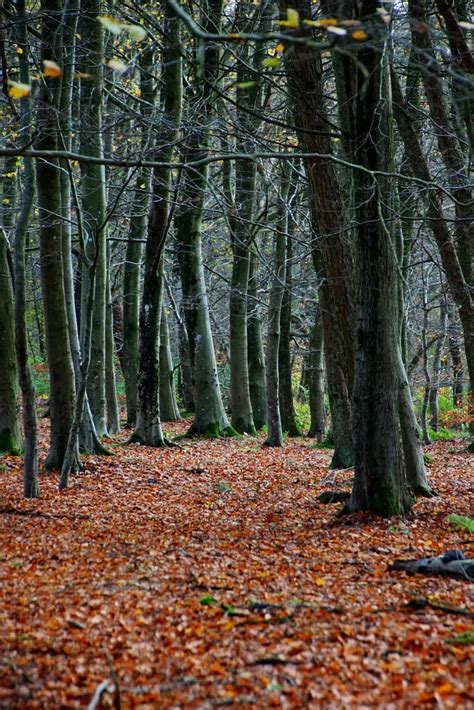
top-left (122, 45), bottom-right (156, 428)
top-left (36, 0), bottom-right (77, 472)
top-left (106, 264), bottom-right (120, 434)
top-left (282, 0), bottom-right (355, 466)
top-left (347, 1), bottom-right (410, 515)
top-left (391, 68), bottom-right (474, 434)
top-left (78, 0), bottom-right (108, 437)
top-left (228, 0), bottom-right (271, 434)
top-left (133, 0), bottom-right (182, 446)
top-left (159, 305), bottom-right (181, 422)
top-left (0, 229), bottom-right (21, 454)
top-left (265, 163), bottom-right (290, 447)
top-left (278, 228), bottom-right (300, 437)
top-left (247, 250), bottom-right (267, 430)
top-left (13, 0), bottom-right (38, 496)
top-left (408, 0), bottom-right (473, 431)
top-left (307, 310), bottom-right (326, 441)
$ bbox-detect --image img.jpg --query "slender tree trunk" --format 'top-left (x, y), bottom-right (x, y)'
top-left (265, 163), bottom-right (290, 447)
top-left (121, 47), bottom-right (156, 428)
top-left (307, 309), bottom-right (326, 441)
top-left (133, 0), bottom-right (182, 446)
top-left (159, 305), bottom-right (181, 422)
top-left (228, 0), bottom-right (271, 434)
top-left (278, 228), bottom-right (300, 436)
top-left (78, 0), bottom-right (108, 437)
top-left (391, 68), bottom-right (474, 434)
top-left (247, 250), bottom-right (267, 430)
top-left (408, 0), bottom-right (473, 434)
top-left (13, 0), bottom-right (38, 496)
top-left (448, 303), bottom-right (464, 407)
top-left (105, 263), bottom-right (120, 434)
top-left (0, 229), bottom-right (21, 454)
top-left (429, 303), bottom-right (447, 431)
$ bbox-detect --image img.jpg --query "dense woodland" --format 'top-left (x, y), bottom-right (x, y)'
top-left (0, 1), bottom-right (473, 705)
top-left (1, 0), bottom-right (472, 510)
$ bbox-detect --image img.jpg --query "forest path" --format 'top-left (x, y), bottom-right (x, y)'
top-left (1, 423), bottom-right (472, 708)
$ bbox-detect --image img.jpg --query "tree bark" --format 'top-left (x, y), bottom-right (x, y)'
top-left (134, 0), bottom-right (182, 446)
top-left (282, 0), bottom-right (355, 466)
top-left (78, 0), bottom-right (108, 437)
top-left (36, 0), bottom-right (77, 471)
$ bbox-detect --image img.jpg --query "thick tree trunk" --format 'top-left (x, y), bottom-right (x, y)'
top-left (282, 0), bottom-right (355, 466)
top-left (36, 0), bottom-right (77, 471)
top-left (347, 1), bottom-right (410, 515)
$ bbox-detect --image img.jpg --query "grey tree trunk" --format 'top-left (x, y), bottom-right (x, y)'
top-left (105, 264), bottom-right (120, 434)
top-left (409, 0), bottom-right (473, 432)
top-left (121, 48), bottom-right (157, 428)
top-left (78, 0), bottom-right (108, 437)
top-left (36, 0), bottom-right (77, 471)
top-left (307, 310), bottom-right (326, 441)
top-left (247, 250), bottom-right (267, 430)
top-left (278, 229), bottom-right (300, 437)
top-left (0, 229), bottom-right (21, 454)
top-left (347, 1), bottom-right (410, 515)
top-left (133, 0), bottom-right (182, 446)
top-left (173, 0), bottom-right (232, 437)
top-left (264, 163), bottom-right (290, 447)
top-left (159, 305), bottom-right (181, 422)
top-left (14, 0), bottom-right (38, 496)
top-left (391, 68), bottom-right (474, 438)
top-left (228, 0), bottom-right (271, 434)
top-left (282, 0), bottom-right (355, 467)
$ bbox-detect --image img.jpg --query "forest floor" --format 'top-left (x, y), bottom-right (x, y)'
top-left (0, 418), bottom-right (473, 709)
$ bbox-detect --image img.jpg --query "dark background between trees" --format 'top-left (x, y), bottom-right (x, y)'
top-left (0, 0), bottom-right (472, 514)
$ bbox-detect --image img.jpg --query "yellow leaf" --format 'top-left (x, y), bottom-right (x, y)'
top-left (97, 14), bottom-right (124, 35)
top-left (106, 59), bottom-right (128, 73)
top-left (276, 8), bottom-right (300, 28)
top-left (315, 577), bottom-right (326, 586)
top-left (16, 47), bottom-right (24, 55)
top-left (42, 60), bottom-right (62, 78)
top-left (7, 80), bottom-right (31, 99)
top-left (303, 18), bottom-right (338, 28)
top-left (352, 30), bottom-right (368, 40)
top-left (126, 24), bottom-right (147, 41)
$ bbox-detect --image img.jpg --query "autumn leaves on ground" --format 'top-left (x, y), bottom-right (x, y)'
top-left (1, 422), bottom-right (473, 709)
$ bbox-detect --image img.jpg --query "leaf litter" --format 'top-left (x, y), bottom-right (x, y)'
top-left (0, 420), bottom-right (473, 708)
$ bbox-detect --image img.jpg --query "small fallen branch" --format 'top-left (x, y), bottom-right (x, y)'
top-left (388, 550), bottom-right (474, 581)
top-left (405, 596), bottom-right (474, 619)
